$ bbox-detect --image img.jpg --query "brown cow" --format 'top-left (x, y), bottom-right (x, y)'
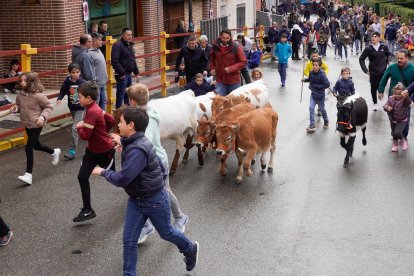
top-left (210, 94), bottom-right (248, 121)
top-left (214, 104), bottom-right (278, 184)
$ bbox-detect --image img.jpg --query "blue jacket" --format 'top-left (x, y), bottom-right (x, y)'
top-left (304, 70), bottom-right (330, 99)
top-left (102, 132), bottom-right (165, 198)
top-left (333, 77), bottom-right (355, 96)
top-left (385, 24), bottom-right (397, 41)
top-left (111, 38), bottom-right (139, 77)
top-left (57, 76), bottom-right (85, 111)
top-left (185, 79), bottom-right (215, 97)
top-left (247, 49), bottom-right (262, 69)
top-left (275, 42), bottom-right (292, 64)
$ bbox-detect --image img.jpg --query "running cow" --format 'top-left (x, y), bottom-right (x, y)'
top-left (214, 104), bottom-right (278, 184)
top-left (336, 94), bottom-right (368, 168)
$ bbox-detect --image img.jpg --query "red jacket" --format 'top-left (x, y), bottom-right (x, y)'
top-left (210, 39), bottom-right (247, 85)
top-left (77, 102), bottom-right (114, 153)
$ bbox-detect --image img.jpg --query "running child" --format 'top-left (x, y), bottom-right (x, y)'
top-left (304, 50), bottom-right (329, 77)
top-left (251, 68), bottom-right (263, 81)
top-left (302, 60), bottom-right (331, 132)
top-left (56, 63), bottom-right (85, 160)
top-left (384, 83), bottom-right (411, 152)
top-left (275, 34), bottom-right (292, 87)
top-left (72, 81), bottom-right (115, 223)
top-left (10, 73), bottom-right (60, 185)
top-left (332, 67), bottom-right (355, 98)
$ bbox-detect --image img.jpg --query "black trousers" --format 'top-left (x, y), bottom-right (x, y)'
top-left (240, 67), bottom-right (251, 85)
top-left (369, 73), bottom-right (384, 104)
top-left (77, 148), bottom-right (115, 210)
top-left (25, 127), bottom-right (54, 174)
top-left (0, 216), bottom-right (10, 237)
top-left (292, 42), bottom-right (300, 59)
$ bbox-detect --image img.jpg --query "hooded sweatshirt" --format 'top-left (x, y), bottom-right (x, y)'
top-left (89, 48), bottom-right (108, 87)
top-left (71, 45), bottom-right (96, 81)
top-left (145, 107), bottom-right (168, 165)
top-left (333, 77), bottom-right (355, 96)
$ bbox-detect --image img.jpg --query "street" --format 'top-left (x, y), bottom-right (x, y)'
top-left (1, 46), bottom-right (414, 276)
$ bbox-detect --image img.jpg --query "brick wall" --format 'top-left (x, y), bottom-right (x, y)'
top-left (0, 0), bottom-right (85, 89)
top-left (184, 0), bottom-right (204, 30)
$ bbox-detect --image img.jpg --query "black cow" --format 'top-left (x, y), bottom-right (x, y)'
top-left (336, 95), bottom-right (368, 168)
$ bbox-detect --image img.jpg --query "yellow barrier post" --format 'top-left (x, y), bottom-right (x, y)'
top-left (21, 44), bottom-right (37, 145)
top-left (259, 25), bottom-right (264, 53)
top-left (160, 31), bottom-right (170, 97)
top-left (243, 26), bottom-right (248, 37)
top-left (105, 36), bottom-right (117, 114)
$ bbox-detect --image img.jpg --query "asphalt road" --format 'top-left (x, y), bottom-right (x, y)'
top-left (1, 46), bottom-right (414, 276)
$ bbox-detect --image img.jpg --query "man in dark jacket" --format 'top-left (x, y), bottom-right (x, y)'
top-left (175, 35), bottom-right (208, 83)
top-left (72, 34), bottom-right (95, 82)
top-left (384, 20), bottom-right (397, 56)
top-left (329, 17), bottom-right (340, 45)
top-left (359, 32), bottom-right (391, 111)
top-left (98, 21), bottom-right (110, 59)
top-left (93, 107), bottom-right (199, 275)
top-left (198, 35), bottom-right (212, 73)
top-left (210, 30), bottom-right (247, 96)
top-left (268, 22), bottom-right (280, 61)
top-left (111, 27), bottom-right (139, 108)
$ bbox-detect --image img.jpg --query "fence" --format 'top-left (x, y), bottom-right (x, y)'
top-left (0, 24), bottom-right (269, 149)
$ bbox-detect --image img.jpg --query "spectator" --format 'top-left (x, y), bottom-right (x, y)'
top-left (247, 43), bottom-right (263, 69)
top-left (268, 22), bottom-right (280, 61)
top-left (72, 34), bottom-right (95, 81)
top-left (198, 35), bottom-right (212, 74)
top-left (305, 24), bottom-right (319, 59)
top-left (291, 24), bottom-right (303, 60)
top-left (385, 20), bottom-right (398, 55)
top-left (89, 22), bottom-right (99, 35)
top-left (111, 27), bottom-right (139, 108)
top-left (184, 73), bottom-right (215, 96)
top-left (371, 19), bottom-right (382, 35)
top-left (175, 35), bottom-right (208, 84)
top-left (210, 30), bottom-right (247, 96)
top-left (98, 21), bottom-right (110, 59)
top-left (89, 33), bottom-right (108, 110)
top-left (2, 59), bottom-right (21, 93)
top-left (174, 20), bottom-right (187, 49)
top-left (318, 29), bottom-right (329, 57)
top-left (174, 63), bottom-right (187, 91)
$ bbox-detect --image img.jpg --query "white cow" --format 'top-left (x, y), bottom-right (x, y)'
top-left (148, 89), bottom-right (198, 175)
top-left (195, 91), bottom-right (215, 120)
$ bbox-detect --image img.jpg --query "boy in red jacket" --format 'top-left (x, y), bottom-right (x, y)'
top-left (73, 81), bottom-right (116, 223)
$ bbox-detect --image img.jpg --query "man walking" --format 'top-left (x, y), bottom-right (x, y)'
top-left (175, 35), bottom-right (208, 83)
top-left (111, 27), bottom-right (139, 108)
top-left (210, 30), bottom-right (247, 96)
top-left (89, 33), bottom-right (108, 110)
top-left (72, 34), bottom-right (95, 82)
top-left (359, 32), bottom-right (391, 111)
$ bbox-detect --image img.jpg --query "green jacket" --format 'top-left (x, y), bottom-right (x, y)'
top-left (379, 63), bottom-right (414, 96)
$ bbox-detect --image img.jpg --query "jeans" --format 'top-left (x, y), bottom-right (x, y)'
top-left (338, 43), bottom-right (348, 59)
top-left (354, 39), bottom-right (361, 53)
top-left (309, 95), bottom-right (328, 126)
top-left (0, 216), bottom-right (10, 237)
top-left (25, 127), bottom-right (54, 173)
top-left (215, 82), bottom-right (241, 96)
top-left (123, 189), bottom-right (194, 276)
top-left (388, 40), bottom-right (396, 55)
top-left (278, 63), bottom-right (287, 84)
top-left (78, 148), bottom-right (115, 210)
top-left (318, 43), bottom-right (327, 56)
top-left (96, 86), bottom-right (107, 111)
top-left (115, 74), bottom-right (132, 108)
top-left (70, 110), bottom-right (84, 151)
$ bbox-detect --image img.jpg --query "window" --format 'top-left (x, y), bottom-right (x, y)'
top-left (236, 4), bottom-right (246, 29)
top-left (220, 5), bottom-right (226, 17)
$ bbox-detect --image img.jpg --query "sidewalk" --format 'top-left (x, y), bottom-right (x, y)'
top-left (0, 72), bottom-right (178, 143)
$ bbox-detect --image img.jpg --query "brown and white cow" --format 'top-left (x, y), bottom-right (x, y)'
top-left (213, 104), bottom-right (278, 184)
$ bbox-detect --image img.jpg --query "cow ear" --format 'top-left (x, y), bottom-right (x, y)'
top-left (199, 103), bottom-right (207, 112)
top-left (231, 124), bottom-right (240, 132)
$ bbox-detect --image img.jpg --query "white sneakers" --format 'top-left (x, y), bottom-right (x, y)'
top-left (52, 148), bottom-right (61, 165)
top-left (373, 104), bottom-right (378, 111)
top-left (18, 172), bottom-right (32, 185)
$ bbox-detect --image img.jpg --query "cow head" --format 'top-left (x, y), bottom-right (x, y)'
top-left (196, 114), bottom-right (214, 147)
top-left (214, 123), bottom-right (239, 159)
top-left (336, 101), bottom-right (353, 134)
top-left (211, 95), bottom-right (233, 121)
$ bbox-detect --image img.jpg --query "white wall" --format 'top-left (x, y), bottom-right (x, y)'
top-left (218, 0), bottom-right (256, 38)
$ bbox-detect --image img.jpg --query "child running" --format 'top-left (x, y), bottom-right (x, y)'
top-left (332, 67), bottom-right (355, 98)
top-left (275, 34), bottom-right (292, 87)
top-left (384, 83), bottom-right (412, 152)
top-left (72, 81), bottom-right (115, 223)
top-left (251, 68), bottom-right (263, 81)
top-left (11, 72), bottom-right (60, 185)
top-left (124, 83), bottom-right (190, 243)
top-left (303, 51), bottom-right (329, 77)
top-left (302, 60), bottom-right (331, 132)
top-left (56, 63), bottom-right (85, 160)
top-left (92, 107), bottom-right (199, 275)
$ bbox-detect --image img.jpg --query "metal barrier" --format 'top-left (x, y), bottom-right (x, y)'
top-left (0, 25), bottom-right (269, 146)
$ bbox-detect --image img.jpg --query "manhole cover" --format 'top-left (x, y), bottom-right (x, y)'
top-left (0, 120), bottom-right (21, 129)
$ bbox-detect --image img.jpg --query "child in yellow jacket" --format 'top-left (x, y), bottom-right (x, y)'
top-left (303, 51), bottom-right (329, 77)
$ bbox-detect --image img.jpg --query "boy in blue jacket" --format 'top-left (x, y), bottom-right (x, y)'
top-left (302, 60), bottom-right (331, 132)
top-left (92, 107), bottom-right (199, 275)
top-left (247, 43), bottom-right (263, 69)
top-left (332, 67), bottom-right (355, 99)
top-left (275, 34), bottom-right (292, 87)
top-left (56, 63), bottom-right (85, 160)
top-left (184, 73), bottom-right (215, 96)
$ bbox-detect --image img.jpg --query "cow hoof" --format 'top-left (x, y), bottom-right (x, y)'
top-left (267, 167), bottom-right (273, 173)
top-left (251, 159), bottom-right (255, 165)
top-left (261, 164), bottom-right (266, 170)
top-left (169, 170), bottom-right (176, 176)
top-left (235, 178), bottom-right (242, 184)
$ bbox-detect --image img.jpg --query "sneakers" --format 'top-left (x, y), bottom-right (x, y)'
top-left (373, 104), bottom-right (378, 111)
top-left (401, 138), bottom-right (408, 151)
top-left (73, 208), bottom-right (96, 223)
top-left (392, 140), bottom-right (398, 152)
top-left (306, 125), bottom-right (316, 132)
top-left (52, 148), bottom-right (61, 165)
top-left (137, 224), bottom-right (155, 244)
top-left (0, 230), bottom-right (13, 246)
top-left (184, 241), bottom-right (199, 272)
top-left (323, 121), bottom-right (329, 129)
top-left (64, 149), bottom-right (76, 160)
top-left (18, 172), bottom-right (32, 185)
top-left (174, 214), bottom-right (189, 233)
